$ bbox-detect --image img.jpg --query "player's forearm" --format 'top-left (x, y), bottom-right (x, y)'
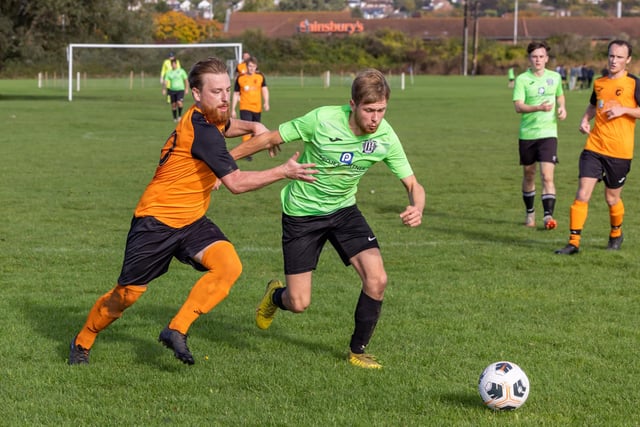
top-left (408, 182), bottom-right (426, 214)
top-left (582, 104), bottom-right (596, 122)
top-left (224, 168), bottom-right (286, 194)
top-left (623, 106), bottom-right (640, 119)
top-left (229, 130), bottom-right (282, 160)
top-left (225, 118), bottom-right (261, 138)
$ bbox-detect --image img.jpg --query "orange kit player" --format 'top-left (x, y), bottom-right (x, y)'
top-left (232, 56), bottom-right (270, 146)
top-left (556, 40), bottom-right (640, 255)
top-left (235, 51), bottom-right (251, 77)
top-left (69, 57), bottom-right (317, 365)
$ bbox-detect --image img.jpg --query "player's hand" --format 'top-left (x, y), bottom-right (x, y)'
top-left (399, 205), bottom-right (423, 227)
top-left (212, 179), bottom-right (223, 191)
top-left (557, 106), bottom-right (567, 120)
top-left (579, 119), bottom-right (591, 134)
top-left (268, 145), bottom-right (282, 158)
top-left (538, 101), bottom-right (553, 112)
top-left (282, 152), bottom-right (317, 182)
top-left (604, 105), bottom-right (624, 120)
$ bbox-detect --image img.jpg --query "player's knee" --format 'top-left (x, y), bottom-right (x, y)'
top-left (605, 194), bottom-right (621, 207)
top-left (201, 241), bottom-right (243, 284)
top-left (286, 294), bottom-right (310, 313)
top-left (364, 274), bottom-right (387, 300)
top-left (101, 285), bottom-right (147, 318)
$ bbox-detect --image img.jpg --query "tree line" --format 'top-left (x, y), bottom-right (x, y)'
top-left (0, 1), bottom-right (615, 78)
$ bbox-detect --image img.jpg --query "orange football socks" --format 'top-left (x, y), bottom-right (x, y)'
top-left (609, 200), bottom-right (624, 238)
top-left (75, 285), bottom-right (147, 349)
top-left (568, 200), bottom-right (589, 247)
top-left (168, 241), bottom-right (242, 335)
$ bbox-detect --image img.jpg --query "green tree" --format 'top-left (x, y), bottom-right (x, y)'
top-left (242, 0), bottom-right (278, 11)
top-left (0, 0), bottom-right (154, 74)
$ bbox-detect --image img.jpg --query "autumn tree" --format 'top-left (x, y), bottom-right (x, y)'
top-left (154, 11), bottom-right (218, 43)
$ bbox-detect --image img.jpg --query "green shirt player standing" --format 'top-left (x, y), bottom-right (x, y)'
top-left (164, 59), bottom-right (189, 122)
top-left (230, 68), bottom-right (426, 369)
top-left (513, 40), bottom-right (567, 230)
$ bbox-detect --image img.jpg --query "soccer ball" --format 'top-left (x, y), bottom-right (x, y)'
top-left (478, 361), bottom-right (530, 410)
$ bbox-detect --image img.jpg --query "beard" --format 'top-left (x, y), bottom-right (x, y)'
top-left (201, 103), bottom-right (230, 126)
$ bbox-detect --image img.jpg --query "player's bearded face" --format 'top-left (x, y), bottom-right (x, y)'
top-left (195, 73), bottom-right (231, 126)
top-left (202, 102), bottom-right (230, 126)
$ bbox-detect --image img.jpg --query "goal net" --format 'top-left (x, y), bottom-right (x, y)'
top-left (66, 43), bottom-right (242, 101)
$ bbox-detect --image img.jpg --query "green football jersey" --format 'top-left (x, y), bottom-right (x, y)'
top-left (278, 105), bottom-right (414, 216)
top-left (512, 68), bottom-right (563, 140)
top-left (166, 68), bottom-right (188, 91)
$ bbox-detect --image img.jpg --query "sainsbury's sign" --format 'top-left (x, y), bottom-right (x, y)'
top-left (298, 20), bottom-right (364, 34)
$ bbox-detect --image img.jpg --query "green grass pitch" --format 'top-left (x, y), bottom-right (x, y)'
top-left (1, 74), bottom-right (639, 425)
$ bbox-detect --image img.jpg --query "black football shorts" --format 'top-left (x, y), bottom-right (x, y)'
top-left (117, 215), bottom-right (228, 285)
top-left (281, 205), bottom-right (379, 275)
top-left (519, 137), bottom-right (558, 165)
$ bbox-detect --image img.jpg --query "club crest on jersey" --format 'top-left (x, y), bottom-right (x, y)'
top-left (340, 152), bottom-right (354, 165)
top-left (362, 139), bottom-right (377, 154)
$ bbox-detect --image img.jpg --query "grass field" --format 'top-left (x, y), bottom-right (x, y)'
top-left (2, 74), bottom-right (640, 426)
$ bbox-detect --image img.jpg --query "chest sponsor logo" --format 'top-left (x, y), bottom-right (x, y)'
top-left (340, 152), bottom-right (354, 165)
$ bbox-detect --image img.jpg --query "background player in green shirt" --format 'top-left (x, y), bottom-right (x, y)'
top-left (165, 59), bottom-right (189, 122)
top-left (513, 40), bottom-right (567, 230)
top-left (230, 68), bottom-right (426, 369)
top-left (160, 52), bottom-right (180, 103)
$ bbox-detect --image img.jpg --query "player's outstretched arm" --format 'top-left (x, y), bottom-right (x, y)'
top-left (229, 129), bottom-right (284, 160)
top-left (221, 152), bottom-right (317, 194)
top-left (225, 118), bottom-right (268, 139)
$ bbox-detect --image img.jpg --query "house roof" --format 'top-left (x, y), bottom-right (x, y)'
top-left (225, 13), bottom-right (640, 41)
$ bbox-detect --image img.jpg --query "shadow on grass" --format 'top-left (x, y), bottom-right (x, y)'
top-left (440, 391), bottom-right (487, 409)
top-left (19, 300), bottom-right (243, 369)
top-left (422, 207), bottom-right (568, 250)
top-left (22, 299), bottom-right (341, 368)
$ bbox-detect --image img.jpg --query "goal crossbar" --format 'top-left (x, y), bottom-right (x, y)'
top-left (66, 43), bottom-right (242, 101)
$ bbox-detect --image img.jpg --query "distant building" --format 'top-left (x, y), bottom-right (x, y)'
top-left (225, 12), bottom-right (640, 43)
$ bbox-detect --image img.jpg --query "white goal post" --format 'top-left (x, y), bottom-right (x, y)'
top-left (66, 42), bottom-right (243, 101)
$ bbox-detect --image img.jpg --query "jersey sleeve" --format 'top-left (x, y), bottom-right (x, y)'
top-left (554, 72), bottom-right (564, 96)
top-left (190, 112), bottom-right (238, 179)
top-left (631, 73), bottom-right (640, 106)
top-left (382, 128), bottom-right (414, 179)
top-left (512, 75), bottom-right (525, 101)
top-left (278, 108), bottom-right (321, 143)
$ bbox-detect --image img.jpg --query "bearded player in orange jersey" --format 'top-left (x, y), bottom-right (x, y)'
top-left (69, 57), bottom-right (317, 365)
top-left (556, 40), bottom-right (640, 255)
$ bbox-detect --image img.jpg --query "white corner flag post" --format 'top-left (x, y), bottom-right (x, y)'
top-left (66, 42), bottom-right (243, 101)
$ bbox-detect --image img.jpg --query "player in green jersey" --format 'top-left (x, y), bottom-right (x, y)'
top-left (165, 59), bottom-right (189, 122)
top-left (513, 41), bottom-right (567, 230)
top-left (230, 68), bottom-right (426, 369)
